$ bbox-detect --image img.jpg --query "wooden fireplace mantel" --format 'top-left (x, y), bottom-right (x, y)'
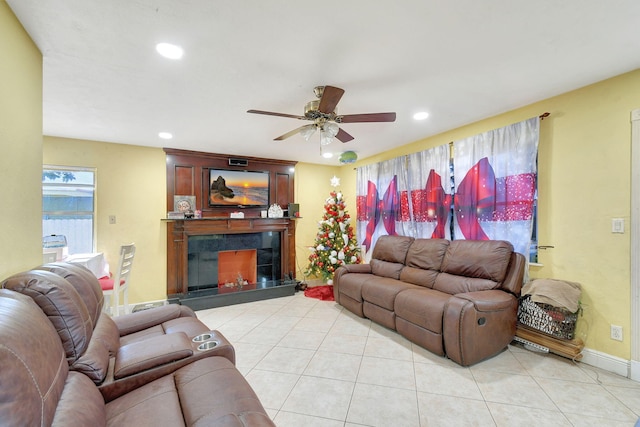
top-left (165, 217), bottom-right (297, 298)
top-left (163, 149), bottom-right (298, 304)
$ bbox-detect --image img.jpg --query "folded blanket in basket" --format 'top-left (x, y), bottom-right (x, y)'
top-left (521, 278), bottom-right (581, 313)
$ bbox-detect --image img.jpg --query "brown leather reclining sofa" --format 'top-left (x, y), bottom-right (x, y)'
top-left (333, 236), bottom-right (526, 366)
top-left (0, 262), bottom-right (275, 426)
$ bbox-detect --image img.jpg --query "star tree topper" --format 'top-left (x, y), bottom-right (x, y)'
top-left (330, 176), bottom-right (340, 187)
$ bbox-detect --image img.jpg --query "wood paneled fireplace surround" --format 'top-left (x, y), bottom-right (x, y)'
top-left (164, 148), bottom-right (298, 310)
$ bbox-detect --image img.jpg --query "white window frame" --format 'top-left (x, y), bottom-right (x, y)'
top-left (42, 165), bottom-right (97, 254)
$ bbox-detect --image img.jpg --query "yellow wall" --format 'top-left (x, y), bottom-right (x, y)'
top-left (43, 137), bottom-right (168, 303)
top-left (0, 1), bottom-right (43, 278)
top-left (340, 69), bottom-right (640, 359)
top-left (292, 163), bottom-right (342, 281)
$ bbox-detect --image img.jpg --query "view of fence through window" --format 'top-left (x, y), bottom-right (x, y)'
top-left (42, 167), bottom-right (96, 254)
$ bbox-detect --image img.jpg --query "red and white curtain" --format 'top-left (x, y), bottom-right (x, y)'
top-left (355, 117), bottom-right (539, 259)
top-left (406, 144), bottom-right (452, 240)
top-left (356, 157), bottom-right (408, 260)
top-left (356, 144), bottom-right (451, 260)
top-left (452, 117), bottom-right (539, 256)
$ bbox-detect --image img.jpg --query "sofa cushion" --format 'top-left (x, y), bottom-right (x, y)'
top-left (399, 266), bottom-right (439, 288)
top-left (440, 240), bottom-right (513, 282)
top-left (1, 270), bottom-right (93, 365)
top-left (37, 262), bottom-right (104, 329)
top-left (105, 357), bottom-right (273, 426)
top-left (371, 235), bottom-right (414, 264)
top-left (404, 238), bottom-right (449, 271)
top-left (395, 288), bottom-right (451, 333)
top-left (338, 273), bottom-right (372, 302)
top-left (52, 371), bottom-right (107, 427)
top-left (434, 273), bottom-right (501, 295)
top-left (370, 259), bottom-right (405, 279)
top-left (361, 277), bottom-right (421, 310)
top-left (0, 290), bottom-right (71, 427)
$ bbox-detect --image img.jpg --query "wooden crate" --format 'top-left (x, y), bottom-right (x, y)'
top-left (515, 323), bottom-right (584, 360)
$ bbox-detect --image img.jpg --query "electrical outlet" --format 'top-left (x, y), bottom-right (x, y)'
top-left (109, 215), bottom-right (116, 225)
top-left (611, 324), bottom-right (623, 341)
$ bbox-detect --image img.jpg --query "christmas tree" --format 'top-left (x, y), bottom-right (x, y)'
top-left (305, 178), bottom-right (361, 284)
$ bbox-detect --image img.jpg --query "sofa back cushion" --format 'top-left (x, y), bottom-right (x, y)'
top-left (398, 239), bottom-right (449, 287)
top-left (405, 238), bottom-right (449, 270)
top-left (1, 270), bottom-right (93, 364)
top-left (434, 240), bottom-right (514, 294)
top-left (371, 235), bottom-right (414, 264)
top-left (0, 290), bottom-right (106, 426)
top-left (370, 235), bottom-right (414, 279)
top-left (37, 262), bottom-right (104, 329)
top-left (0, 290), bottom-right (69, 426)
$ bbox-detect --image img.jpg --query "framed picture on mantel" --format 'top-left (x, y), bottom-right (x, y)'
top-left (174, 195), bottom-right (196, 213)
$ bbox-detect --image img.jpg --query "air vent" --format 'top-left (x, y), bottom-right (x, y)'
top-left (228, 158), bottom-right (249, 167)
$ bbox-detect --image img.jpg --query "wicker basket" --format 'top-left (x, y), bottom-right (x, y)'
top-left (517, 295), bottom-right (578, 340)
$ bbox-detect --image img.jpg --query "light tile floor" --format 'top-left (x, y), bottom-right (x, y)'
top-left (195, 292), bottom-right (640, 427)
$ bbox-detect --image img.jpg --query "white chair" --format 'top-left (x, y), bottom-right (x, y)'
top-left (99, 243), bottom-right (135, 316)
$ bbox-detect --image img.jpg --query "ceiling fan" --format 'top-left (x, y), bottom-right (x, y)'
top-left (247, 85), bottom-right (396, 144)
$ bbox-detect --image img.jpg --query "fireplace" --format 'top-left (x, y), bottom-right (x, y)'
top-left (165, 218), bottom-right (297, 310)
top-left (187, 232), bottom-right (280, 293)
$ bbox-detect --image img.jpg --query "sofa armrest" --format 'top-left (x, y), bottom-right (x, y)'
top-left (114, 332), bottom-right (193, 379)
top-left (333, 264), bottom-right (372, 303)
top-left (501, 252), bottom-right (526, 296)
top-left (443, 290), bottom-right (518, 366)
top-left (113, 304), bottom-right (196, 336)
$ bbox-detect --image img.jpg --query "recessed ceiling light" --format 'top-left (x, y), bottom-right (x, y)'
top-left (413, 111), bottom-right (430, 120)
top-left (156, 43), bottom-right (184, 60)
top-left (158, 132), bottom-right (173, 139)
top-left (322, 152), bottom-right (333, 159)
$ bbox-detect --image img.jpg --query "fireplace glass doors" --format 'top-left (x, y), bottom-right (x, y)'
top-left (187, 232), bottom-right (282, 296)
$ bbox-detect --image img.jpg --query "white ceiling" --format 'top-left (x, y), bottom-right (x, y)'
top-left (7, 1), bottom-right (640, 165)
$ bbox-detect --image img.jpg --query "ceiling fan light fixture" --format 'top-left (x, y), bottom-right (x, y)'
top-left (320, 132), bottom-right (334, 146)
top-left (324, 122), bottom-right (339, 137)
top-left (300, 125), bottom-right (317, 141)
top-left (156, 43), bottom-right (184, 60)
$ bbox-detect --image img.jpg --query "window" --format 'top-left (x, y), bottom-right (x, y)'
top-left (42, 166), bottom-right (96, 254)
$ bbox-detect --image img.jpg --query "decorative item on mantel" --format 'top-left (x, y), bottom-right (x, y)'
top-left (230, 212), bottom-right (244, 219)
top-left (268, 204), bottom-right (284, 218)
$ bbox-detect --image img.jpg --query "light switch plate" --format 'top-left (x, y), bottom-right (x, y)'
top-left (612, 218), bottom-right (624, 233)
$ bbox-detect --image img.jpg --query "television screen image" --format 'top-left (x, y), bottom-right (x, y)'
top-left (209, 169), bottom-right (269, 207)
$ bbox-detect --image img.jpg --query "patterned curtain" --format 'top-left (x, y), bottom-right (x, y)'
top-left (406, 144), bottom-right (452, 239)
top-left (452, 117), bottom-right (540, 256)
top-left (355, 157), bottom-right (408, 260)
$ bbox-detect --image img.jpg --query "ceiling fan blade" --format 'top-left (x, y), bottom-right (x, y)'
top-left (247, 109), bottom-right (307, 120)
top-left (274, 124), bottom-right (315, 141)
top-left (336, 128), bottom-right (354, 143)
top-left (339, 112), bottom-right (397, 123)
top-left (318, 86), bottom-right (345, 114)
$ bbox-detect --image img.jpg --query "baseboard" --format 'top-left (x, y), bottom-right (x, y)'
top-left (631, 360), bottom-right (640, 382)
top-left (580, 347), bottom-right (631, 378)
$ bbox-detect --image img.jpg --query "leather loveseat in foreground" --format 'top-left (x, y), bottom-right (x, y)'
top-left (333, 236), bottom-right (526, 366)
top-left (0, 262), bottom-right (275, 426)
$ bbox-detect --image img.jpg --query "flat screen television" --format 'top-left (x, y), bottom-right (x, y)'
top-left (209, 169), bottom-right (269, 207)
